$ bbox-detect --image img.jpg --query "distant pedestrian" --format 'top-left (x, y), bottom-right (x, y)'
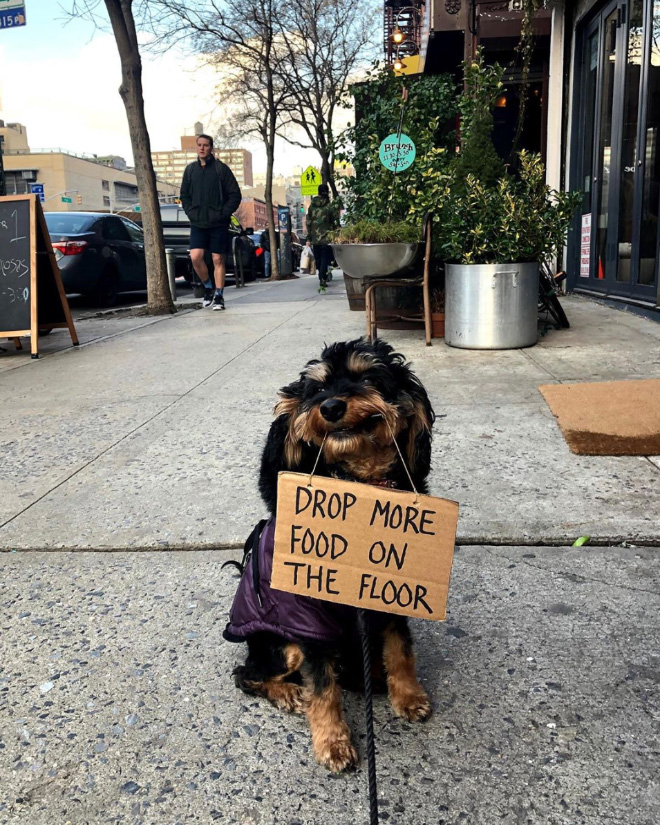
top-left (300, 241), bottom-right (315, 274)
top-left (180, 134), bottom-right (242, 311)
top-left (306, 183), bottom-right (340, 290)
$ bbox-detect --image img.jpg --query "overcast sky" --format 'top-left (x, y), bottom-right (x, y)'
top-left (0, 0), bottom-right (323, 176)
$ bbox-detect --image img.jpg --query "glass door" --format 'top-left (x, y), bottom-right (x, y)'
top-left (575, 0), bottom-right (659, 303)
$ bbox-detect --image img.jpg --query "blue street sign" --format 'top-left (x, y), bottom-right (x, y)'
top-left (30, 183), bottom-right (44, 203)
top-left (0, 2), bottom-right (26, 29)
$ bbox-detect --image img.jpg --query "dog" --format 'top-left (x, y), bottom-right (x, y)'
top-left (225, 338), bottom-right (435, 773)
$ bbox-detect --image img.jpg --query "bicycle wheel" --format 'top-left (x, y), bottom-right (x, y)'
top-left (538, 266), bottom-right (570, 329)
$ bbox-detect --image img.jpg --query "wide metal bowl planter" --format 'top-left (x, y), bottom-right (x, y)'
top-left (445, 262), bottom-right (539, 350)
top-left (331, 242), bottom-right (419, 280)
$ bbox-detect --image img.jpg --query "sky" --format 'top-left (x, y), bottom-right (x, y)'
top-left (0, 0), bottom-right (323, 176)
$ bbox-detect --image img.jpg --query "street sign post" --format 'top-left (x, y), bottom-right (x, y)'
top-left (0, 0), bottom-right (27, 28)
top-left (61, 196), bottom-right (72, 204)
top-left (300, 166), bottom-right (321, 196)
top-left (30, 183), bottom-right (45, 203)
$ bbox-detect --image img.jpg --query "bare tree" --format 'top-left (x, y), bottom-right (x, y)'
top-left (68, 1), bottom-right (174, 314)
top-left (150, 0), bottom-right (292, 279)
top-left (276, 0), bottom-right (378, 197)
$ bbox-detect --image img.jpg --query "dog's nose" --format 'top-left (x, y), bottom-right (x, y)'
top-left (320, 399), bottom-right (347, 422)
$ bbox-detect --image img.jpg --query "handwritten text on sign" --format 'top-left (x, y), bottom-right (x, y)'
top-left (271, 473), bottom-right (459, 621)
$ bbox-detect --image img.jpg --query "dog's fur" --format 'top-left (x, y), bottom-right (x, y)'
top-left (233, 338), bottom-right (435, 772)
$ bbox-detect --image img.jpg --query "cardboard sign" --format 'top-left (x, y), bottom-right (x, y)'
top-left (271, 472), bottom-right (459, 621)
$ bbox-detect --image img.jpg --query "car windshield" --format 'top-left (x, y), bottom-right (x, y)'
top-left (44, 214), bottom-right (94, 234)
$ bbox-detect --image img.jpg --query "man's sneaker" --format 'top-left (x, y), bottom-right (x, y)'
top-left (212, 292), bottom-right (225, 311)
top-left (318, 280), bottom-right (327, 293)
top-left (202, 288), bottom-right (214, 308)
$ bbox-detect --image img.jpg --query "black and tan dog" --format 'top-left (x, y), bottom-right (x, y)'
top-left (227, 338), bottom-right (435, 773)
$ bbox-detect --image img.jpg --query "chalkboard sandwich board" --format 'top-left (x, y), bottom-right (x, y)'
top-left (0, 194), bottom-right (78, 358)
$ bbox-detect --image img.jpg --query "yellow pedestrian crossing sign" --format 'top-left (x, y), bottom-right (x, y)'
top-left (300, 166), bottom-right (321, 196)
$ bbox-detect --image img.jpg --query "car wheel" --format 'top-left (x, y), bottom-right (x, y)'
top-left (94, 266), bottom-right (120, 307)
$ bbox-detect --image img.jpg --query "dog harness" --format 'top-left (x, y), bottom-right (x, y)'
top-left (223, 519), bottom-right (354, 644)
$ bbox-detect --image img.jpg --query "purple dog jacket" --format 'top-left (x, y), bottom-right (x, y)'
top-left (224, 518), bottom-right (353, 644)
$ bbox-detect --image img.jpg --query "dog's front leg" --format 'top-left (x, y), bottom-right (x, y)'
top-left (383, 618), bottom-right (432, 722)
top-left (302, 651), bottom-right (358, 773)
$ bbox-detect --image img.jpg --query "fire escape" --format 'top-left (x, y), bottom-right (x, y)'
top-left (384, 0), bottom-right (425, 66)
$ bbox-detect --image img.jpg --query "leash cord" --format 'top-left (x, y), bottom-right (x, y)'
top-left (358, 608), bottom-right (379, 825)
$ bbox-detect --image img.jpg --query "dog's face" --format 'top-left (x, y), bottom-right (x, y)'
top-left (273, 339), bottom-right (434, 482)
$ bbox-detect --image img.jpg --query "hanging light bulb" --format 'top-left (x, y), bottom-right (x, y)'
top-left (392, 25), bottom-right (405, 45)
top-left (393, 56), bottom-right (404, 71)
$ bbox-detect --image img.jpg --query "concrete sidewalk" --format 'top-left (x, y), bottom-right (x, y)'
top-left (1, 275), bottom-right (659, 825)
top-left (1, 274), bottom-right (659, 550)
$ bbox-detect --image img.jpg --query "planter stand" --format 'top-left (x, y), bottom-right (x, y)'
top-left (363, 215), bottom-right (434, 346)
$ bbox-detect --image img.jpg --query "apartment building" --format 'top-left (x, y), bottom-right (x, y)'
top-left (1, 121), bottom-right (178, 212)
top-left (152, 128), bottom-right (253, 189)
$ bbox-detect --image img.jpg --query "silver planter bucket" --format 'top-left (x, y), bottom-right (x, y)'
top-left (445, 262), bottom-right (539, 350)
top-left (331, 243), bottom-right (419, 279)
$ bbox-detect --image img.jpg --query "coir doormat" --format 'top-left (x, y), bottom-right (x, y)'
top-left (539, 378), bottom-right (660, 456)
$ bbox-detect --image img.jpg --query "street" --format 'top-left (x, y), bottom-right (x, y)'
top-left (1, 275), bottom-right (660, 824)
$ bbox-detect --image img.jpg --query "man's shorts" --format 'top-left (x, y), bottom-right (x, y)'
top-left (189, 222), bottom-right (230, 255)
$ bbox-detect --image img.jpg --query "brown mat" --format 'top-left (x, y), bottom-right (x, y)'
top-left (539, 378), bottom-right (660, 456)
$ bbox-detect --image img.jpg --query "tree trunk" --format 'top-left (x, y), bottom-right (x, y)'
top-left (264, 143), bottom-right (280, 280)
top-left (105, 0), bottom-right (174, 315)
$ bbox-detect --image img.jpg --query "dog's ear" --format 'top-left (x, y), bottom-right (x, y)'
top-left (399, 372), bottom-right (435, 489)
top-left (259, 378), bottom-right (308, 514)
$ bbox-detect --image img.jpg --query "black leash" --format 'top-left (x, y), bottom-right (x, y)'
top-left (357, 608), bottom-right (379, 825)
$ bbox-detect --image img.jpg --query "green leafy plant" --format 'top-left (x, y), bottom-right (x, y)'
top-left (332, 219), bottom-right (419, 244)
top-left (335, 66), bottom-right (457, 229)
top-left (438, 151), bottom-right (582, 264)
top-left (453, 50), bottom-right (505, 188)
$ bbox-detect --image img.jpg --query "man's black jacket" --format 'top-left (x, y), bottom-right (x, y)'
top-left (180, 155), bottom-right (242, 228)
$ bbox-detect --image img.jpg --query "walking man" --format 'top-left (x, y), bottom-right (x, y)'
top-left (306, 183), bottom-right (339, 291)
top-left (180, 134), bottom-right (242, 310)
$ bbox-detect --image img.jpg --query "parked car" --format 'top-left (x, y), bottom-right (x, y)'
top-left (45, 212), bottom-right (146, 306)
top-left (159, 205), bottom-right (257, 284)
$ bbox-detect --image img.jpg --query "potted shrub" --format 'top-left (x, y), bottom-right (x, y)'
top-left (436, 54), bottom-right (581, 349)
top-left (333, 68), bottom-right (456, 305)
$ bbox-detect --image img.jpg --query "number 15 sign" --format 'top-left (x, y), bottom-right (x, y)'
top-left (0, 1), bottom-right (27, 28)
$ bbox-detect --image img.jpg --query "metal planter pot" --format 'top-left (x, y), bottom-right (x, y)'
top-left (331, 242), bottom-right (419, 279)
top-left (445, 262), bottom-right (539, 350)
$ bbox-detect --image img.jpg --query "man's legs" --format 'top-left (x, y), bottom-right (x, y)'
top-left (190, 247), bottom-right (215, 307)
top-left (264, 250), bottom-right (271, 279)
top-left (313, 245), bottom-right (327, 285)
top-left (211, 252), bottom-right (226, 310)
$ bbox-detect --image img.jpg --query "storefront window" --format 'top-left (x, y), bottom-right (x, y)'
top-left (616, 0), bottom-right (645, 283)
top-left (639, 0), bottom-right (660, 286)
top-left (595, 8), bottom-right (619, 281)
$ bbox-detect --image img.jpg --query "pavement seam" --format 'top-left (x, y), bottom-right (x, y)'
top-left (481, 545), bottom-right (660, 597)
top-left (3, 540), bottom-right (660, 553)
top-left (0, 301), bottom-right (316, 535)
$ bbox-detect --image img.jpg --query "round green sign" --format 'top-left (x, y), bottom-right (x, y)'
top-left (379, 133), bottom-right (416, 172)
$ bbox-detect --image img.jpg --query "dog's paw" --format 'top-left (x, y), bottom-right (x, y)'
top-left (316, 737), bottom-right (359, 773)
top-left (391, 689), bottom-right (433, 722)
top-left (268, 682), bottom-right (306, 714)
